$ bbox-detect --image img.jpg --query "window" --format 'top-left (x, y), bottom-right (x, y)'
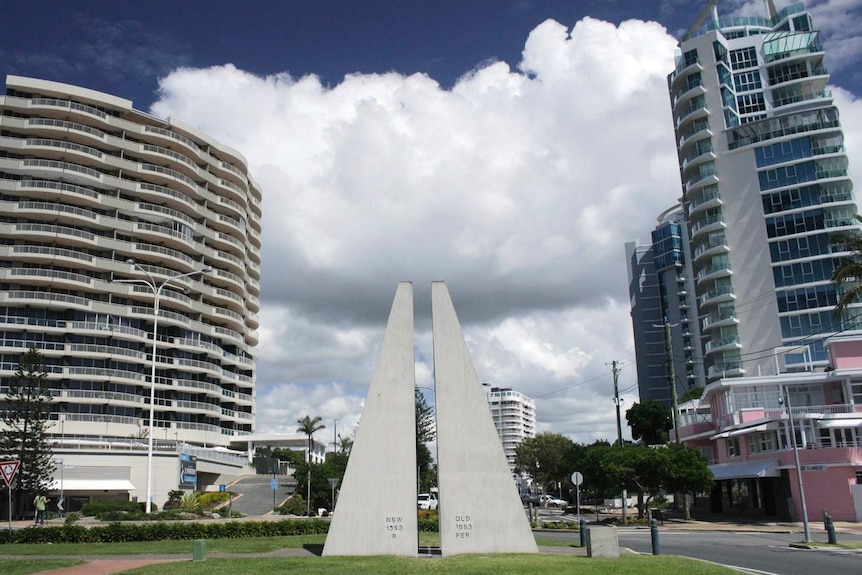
top-left (730, 47), bottom-right (758, 69)
top-left (734, 71), bottom-right (762, 92)
top-left (727, 437), bottom-right (741, 457)
top-left (738, 93), bottom-right (766, 115)
top-left (683, 49), bottom-right (698, 68)
top-left (748, 431), bottom-right (777, 454)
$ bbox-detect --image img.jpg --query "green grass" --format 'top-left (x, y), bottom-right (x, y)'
top-left (534, 536), bottom-right (580, 547)
top-left (119, 555), bottom-right (740, 575)
top-left (4, 559), bottom-right (85, 575)
top-left (0, 534), bottom-right (327, 556)
top-left (810, 541), bottom-right (862, 550)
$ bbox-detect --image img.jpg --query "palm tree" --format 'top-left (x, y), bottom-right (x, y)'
top-left (831, 214), bottom-right (862, 317)
top-left (296, 415), bottom-right (325, 515)
top-left (337, 434), bottom-right (354, 455)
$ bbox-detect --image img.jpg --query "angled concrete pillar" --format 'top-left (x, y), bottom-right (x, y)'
top-left (322, 282), bottom-right (418, 556)
top-left (432, 281), bottom-right (538, 556)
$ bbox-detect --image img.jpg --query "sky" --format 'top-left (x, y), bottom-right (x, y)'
top-left (2, 0), bottom-right (861, 447)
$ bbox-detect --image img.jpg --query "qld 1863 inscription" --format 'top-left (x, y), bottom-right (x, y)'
top-left (454, 514), bottom-right (473, 539)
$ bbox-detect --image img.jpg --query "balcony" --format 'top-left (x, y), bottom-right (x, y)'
top-left (704, 335), bottom-right (741, 355)
top-left (702, 308), bottom-right (737, 331)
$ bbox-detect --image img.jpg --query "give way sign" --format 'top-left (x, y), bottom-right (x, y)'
top-left (0, 461), bottom-right (20, 486)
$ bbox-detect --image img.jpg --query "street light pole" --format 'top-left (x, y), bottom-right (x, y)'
top-left (781, 388), bottom-right (811, 542)
top-left (115, 260), bottom-right (211, 513)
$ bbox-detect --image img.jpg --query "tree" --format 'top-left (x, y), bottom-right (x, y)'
top-left (415, 388), bottom-right (436, 491)
top-left (831, 214), bottom-right (862, 315)
top-left (625, 400), bottom-right (672, 445)
top-left (415, 388), bottom-right (435, 443)
top-left (337, 434), bottom-right (354, 455)
top-left (514, 432), bottom-right (574, 492)
top-left (296, 415), bottom-right (325, 515)
top-left (663, 443), bottom-right (714, 520)
top-left (0, 347), bottom-right (55, 518)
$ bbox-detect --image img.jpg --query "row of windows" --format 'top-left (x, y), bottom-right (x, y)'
top-left (761, 182), bottom-right (852, 215)
top-left (765, 208), bottom-right (822, 238)
top-left (780, 310), bottom-right (836, 338)
top-left (777, 284), bottom-right (837, 313)
top-left (768, 233), bottom-right (831, 263)
top-left (772, 257), bottom-right (836, 288)
top-left (758, 161), bottom-right (819, 191)
top-left (756, 137), bottom-right (812, 167)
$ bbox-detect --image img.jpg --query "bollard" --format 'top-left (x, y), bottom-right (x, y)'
top-left (650, 518), bottom-right (660, 555)
top-left (193, 539), bottom-right (206, 561)
top-left (579, 518), bottom-right (587, 547)
top-left (824, 513), bottom-right (837, 545)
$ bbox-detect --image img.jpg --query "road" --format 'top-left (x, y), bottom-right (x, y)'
top-left (228, 475), bottom-right (296, 517)
top-left (537, 526), bottom-right (862, 575)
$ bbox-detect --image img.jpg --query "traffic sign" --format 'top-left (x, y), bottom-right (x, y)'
top-left (571, 471), bottom-right (583, 486)
top-left (0, 461), bottom-right (20, 486)
top-left (270, 477), bottom-right (279, 491)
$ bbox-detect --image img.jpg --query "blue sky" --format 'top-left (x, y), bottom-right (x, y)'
top-left (3, 1), bottom-right (861, 443)
top-left (3, 1), bottom-right (860, 108)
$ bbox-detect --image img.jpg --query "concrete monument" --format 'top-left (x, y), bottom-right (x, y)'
top-left (432, 281), bottom-right (538, 556)
top-left (322, 282), bottom-right (418, 556)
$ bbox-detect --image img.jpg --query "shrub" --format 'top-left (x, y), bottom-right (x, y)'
top-left (199, 491), bottom-right (232, 509)
top-left (80, 501), bottom-right (142, 517)
top-left (64, 513), bottom-right (80, 525)
top-left (278, 494), bottom-right (305, 516)
top-left (178, 492), bottom-right (201, 512)
top-left (1, 519), bottom-right (330, 545)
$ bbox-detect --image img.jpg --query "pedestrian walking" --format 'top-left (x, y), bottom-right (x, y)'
top-left (34, 492), bottom-right (47, 525)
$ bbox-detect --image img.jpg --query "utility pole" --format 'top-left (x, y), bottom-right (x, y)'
top-left (660, 319), bottom-right (689, 519)
top-left (612, 360), bottom-right (623, 447)
top-left (611, 360), bottom-right (626, 525)
top-left (662, 321), bottom-right (681, 445)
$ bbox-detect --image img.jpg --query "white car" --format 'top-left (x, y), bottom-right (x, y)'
top-left (540, 494), bottom-right (568, 508)
top-left (417, 493), bottom-right (438, 510)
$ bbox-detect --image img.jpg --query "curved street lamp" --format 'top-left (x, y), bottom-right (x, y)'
top-left (114, 259), bottom-right (211, 513)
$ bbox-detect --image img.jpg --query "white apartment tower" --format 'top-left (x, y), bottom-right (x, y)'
top-left (0, 76), bottom-right (262, 450)
top-left (486, 386), bottom-right (536, 472)
top-left (669, 1), bottom-right (858, 381)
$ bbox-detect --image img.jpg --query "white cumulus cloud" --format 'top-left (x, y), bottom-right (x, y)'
top-left (149, 13), bottom-right (862, 445)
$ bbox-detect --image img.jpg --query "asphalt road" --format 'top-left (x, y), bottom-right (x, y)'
top-left (538, 527), bottom-right (862, 575)
top-left (229, 475), bottom-right (296, 517)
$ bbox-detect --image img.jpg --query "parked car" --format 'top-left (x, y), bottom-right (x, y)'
top-left (520, 492), bottom-right (540, 506)
top-left (540, 494), bottom-right (568, 508)
top-left (418, 493), bottom-right (438, 510)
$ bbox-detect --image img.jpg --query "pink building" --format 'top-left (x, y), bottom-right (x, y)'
top-left (679, 336), bottom-right (862, 522)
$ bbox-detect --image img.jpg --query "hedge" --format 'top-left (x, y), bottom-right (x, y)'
top-left (2, 519), bottom-right (330, 545)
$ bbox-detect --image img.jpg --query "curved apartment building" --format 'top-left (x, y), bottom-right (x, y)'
top-left (668, 2), bottom-right (858, 379)
top-left (0, 76), bottom-right (261, 450)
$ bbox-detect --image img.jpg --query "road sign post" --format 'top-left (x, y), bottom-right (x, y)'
top-left (327, 477), bottom-right (339, 512)
top-left (571, 471), bottom-right (583, 524)
top-left (1, 461), bottom-right (21, 543)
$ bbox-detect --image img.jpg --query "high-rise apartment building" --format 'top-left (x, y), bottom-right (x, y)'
top-left (663, 1), bottom-right (858, 382)
top-left (486, 387), bottom-right (535, 472)
top-left (627, 206), bottom-right (707, 407)
top-left (0, 76), bottom-right (262, 505)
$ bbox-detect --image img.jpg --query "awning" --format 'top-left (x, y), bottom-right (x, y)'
top-left (710, 423), bottom-right (770, 440)
top-left (47, 479), bottom-right (136, 492)
top-left (816, 418), bottom-right (862, 429)
top-left (709, 459), bottom-right (780, 481)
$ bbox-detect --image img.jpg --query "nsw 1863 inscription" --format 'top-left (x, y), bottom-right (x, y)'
top-left (385, 515), bottom-right (404, 539)
top-left (454, 514), bottom-right (473, 539)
